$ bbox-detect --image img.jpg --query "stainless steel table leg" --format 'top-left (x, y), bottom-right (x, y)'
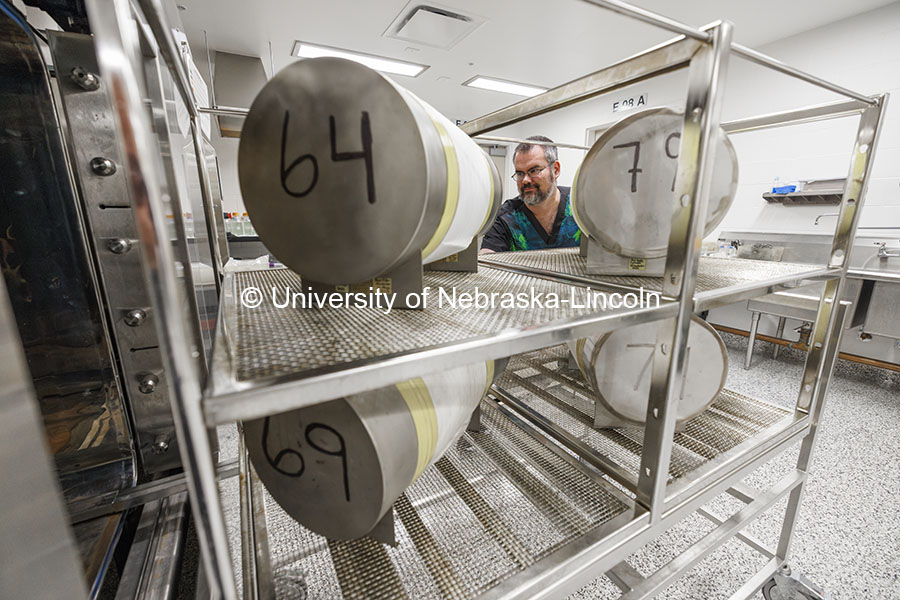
top-left (745, 311), bottom-right (761, 369)
top-left (773, 317), bottom-right (786, 359)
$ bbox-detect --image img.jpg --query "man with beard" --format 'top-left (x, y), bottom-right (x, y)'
top-left (480, 136), bottom-right (581, 253)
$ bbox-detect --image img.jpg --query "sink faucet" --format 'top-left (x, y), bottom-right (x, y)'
top-left (815, 213), bottom-right (900, 230)
top-left (814, 212), bottom-right (839, 225)
top-left (876, 242), bottom-right (900, 258)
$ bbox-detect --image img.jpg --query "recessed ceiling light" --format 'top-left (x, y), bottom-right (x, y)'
top-left (463, 76), bottom-right (547, 97)
top-left (291, 41), bottom-right (428, 77)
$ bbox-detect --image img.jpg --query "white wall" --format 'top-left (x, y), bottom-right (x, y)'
top-left (715, 1), bottom-right (900, 238)
top-left (212, 133), bottom-right (243, 214)
top-left (205, 3), bottom-right (900, 224)
top-left (503, 2), bottom-right (900, 239)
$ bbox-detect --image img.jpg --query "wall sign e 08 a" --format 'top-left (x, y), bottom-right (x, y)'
top-left (613, 93), bottom-right (648, 113)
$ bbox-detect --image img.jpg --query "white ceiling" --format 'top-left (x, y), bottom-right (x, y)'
top-left (178, 0), bottom-right (896, 120)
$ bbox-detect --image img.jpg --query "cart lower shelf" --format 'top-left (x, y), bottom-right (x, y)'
top-left (494, 345), bottom-right (793, 490)
top-left (260, 398), bottom-right (630, 599)
top-left (230, 345), bottom-right (803, 599)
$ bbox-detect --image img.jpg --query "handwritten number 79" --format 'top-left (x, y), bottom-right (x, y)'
top-left (612, 131), bottom-right (681, 193)
top-left (665, 132), bottom-right (680, 192)
top-left (613, 141), bottom-right (642, 193)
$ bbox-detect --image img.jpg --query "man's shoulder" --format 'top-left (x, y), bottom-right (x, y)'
top-left (498, 197), bottom-right (525, 217)
top-left (558, 185), bottom-right (571, 200)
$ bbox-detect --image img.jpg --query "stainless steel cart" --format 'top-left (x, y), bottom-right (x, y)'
top-left (76, 0), bottom-right (888, 598)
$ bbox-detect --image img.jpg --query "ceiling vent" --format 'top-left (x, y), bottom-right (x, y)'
top-left (213, 51), bottom-right (268, 138)
top-left (384, 2), bottom-right (484, 50)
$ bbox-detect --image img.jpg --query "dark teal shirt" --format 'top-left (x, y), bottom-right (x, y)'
top-left (481, 186), bottom-right (581, 252)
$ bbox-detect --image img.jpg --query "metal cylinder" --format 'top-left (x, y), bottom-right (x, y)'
top-left (238, 57), bottom-right (501, 285)
top-left (569, 316), bottom-right (727, 427)
top-left (243, 358), bottom-right (507, 540)
top-left (572, 107), bottom-right (738, 259)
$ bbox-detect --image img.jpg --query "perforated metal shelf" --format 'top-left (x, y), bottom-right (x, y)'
top-left (235, 345), bottom-right (802, 599)
top-left (252, 400), bottom-right (633, 599)
top-left (479, 248), bottom-right (839, 311)
top-left (206, 267), bottom-right (677, 424)
top-left (493, 345), bottom-right (794, 487)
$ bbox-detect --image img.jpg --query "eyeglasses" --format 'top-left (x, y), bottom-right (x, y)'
top-left (512, 165), bottom-right (548, 182)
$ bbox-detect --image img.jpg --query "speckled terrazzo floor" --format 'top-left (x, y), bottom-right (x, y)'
top-left (571, 332), bottom-right (900, 600)
top-left (211, 332), bottom-right (900, 599)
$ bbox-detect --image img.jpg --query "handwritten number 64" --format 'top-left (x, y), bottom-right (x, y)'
top-left (280, 110), bottom-right (376, 204)
top-left (280, 112), bottom-right (318, 198)
top-left (330, 113), bottom-right (376, 205)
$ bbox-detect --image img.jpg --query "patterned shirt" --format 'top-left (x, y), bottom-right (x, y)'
top-left (481, 186), bottom-right (581, 252)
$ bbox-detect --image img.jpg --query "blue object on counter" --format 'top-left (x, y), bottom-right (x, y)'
top-left (772, 185), bottom-right (797, 194)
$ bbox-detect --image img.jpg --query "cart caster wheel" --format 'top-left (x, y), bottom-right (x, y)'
top-left (762, 566), bottom-right (829, 600)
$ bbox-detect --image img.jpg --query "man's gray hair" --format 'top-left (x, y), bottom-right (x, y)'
top-left (514, 135), bottom-right (558, 165)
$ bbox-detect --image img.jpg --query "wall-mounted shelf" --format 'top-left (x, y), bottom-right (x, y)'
top-left (762, 191), bottom-right (843, 205)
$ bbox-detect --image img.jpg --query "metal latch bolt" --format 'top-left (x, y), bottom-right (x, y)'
top-left (138, 373), bottom-right (159, 394)
top-left (70, 66), bottom-right (100, 91)
top-left (90, 157), bottom-right (117, 176)
top-left (124, 309), bottom-right (147, 327)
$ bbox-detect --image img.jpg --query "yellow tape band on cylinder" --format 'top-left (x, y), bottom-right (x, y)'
top-left (569, 163), bottom-right (589, 235)
top-left (421, 118), bottom-right (460, 260)
top-left (478, 152), bottom-right (496, 233)
top-left (575, 338), bottom-right (588, 380)
top-left (395, 378), bottom-right (438, 480)
top-left (481, 360), bottom-right (495, 399)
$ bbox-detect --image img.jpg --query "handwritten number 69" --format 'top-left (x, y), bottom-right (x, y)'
top-left (305, 423), bottom-right (350, 502)
top-left (260, 417), bottom-right (351, 502)
top-left (262, 416), bottom-right (305, 477)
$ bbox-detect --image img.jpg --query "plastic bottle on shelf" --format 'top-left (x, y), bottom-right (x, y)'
top-left (229, 213), bottom-right (240, 236)
top-left (771, 175), bottom-right (797, 194)
top-left (166, 213), bottom-right (176, 240)
top-left (243, 212), bottom-right (256, 236)
top-left (183, 211), bottom-right (195, 238)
